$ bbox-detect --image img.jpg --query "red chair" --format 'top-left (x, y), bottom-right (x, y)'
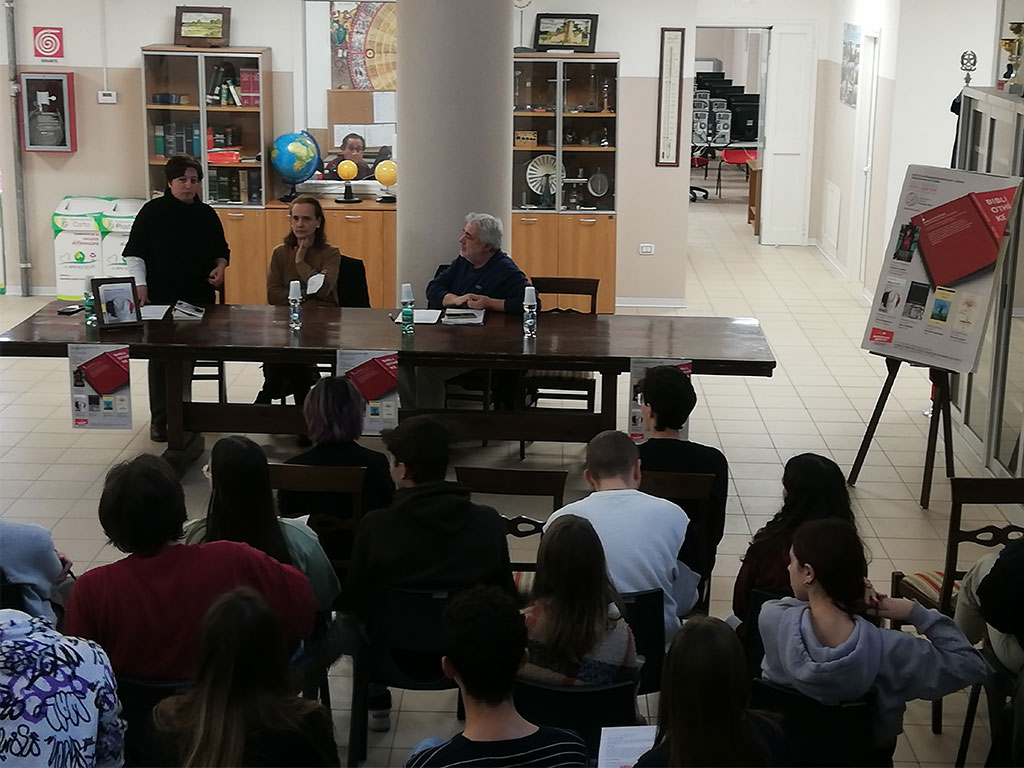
top-left (716, 147), bottom-right (758, 197)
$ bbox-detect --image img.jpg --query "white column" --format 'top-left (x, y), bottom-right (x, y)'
top-left (396, 0), bottom-right (513, 301)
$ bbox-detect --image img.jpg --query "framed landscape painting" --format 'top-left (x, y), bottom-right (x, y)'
top-left (533, 14), bottom-right (599, 53)
top-left (174, 6), bottom-right (231, 47)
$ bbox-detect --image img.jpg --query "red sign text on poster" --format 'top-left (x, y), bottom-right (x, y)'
top-left (33, 27), bottom-right (64, 59)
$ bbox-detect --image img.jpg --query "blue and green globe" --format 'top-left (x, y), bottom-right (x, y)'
top-left (271, 131), bottom-right (321, 199)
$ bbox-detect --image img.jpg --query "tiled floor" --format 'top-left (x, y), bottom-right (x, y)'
top-left (0, 169), bottom-right (1008, 766)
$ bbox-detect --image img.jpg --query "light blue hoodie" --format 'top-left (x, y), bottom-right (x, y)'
top-left (759, 597), bottom-right (986, 745)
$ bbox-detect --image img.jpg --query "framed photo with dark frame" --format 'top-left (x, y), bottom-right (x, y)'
top-left (533, 14), bottom-right (599, 53)
top-left (174, 6), bottom-right (231, 48)
top-left (92, 277), bottom-right (143, 330)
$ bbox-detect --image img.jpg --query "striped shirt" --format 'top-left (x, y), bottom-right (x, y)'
top-left (406, 727), bottom-right (587, 767)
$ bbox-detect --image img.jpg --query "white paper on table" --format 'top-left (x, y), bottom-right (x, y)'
top-left (306, 273), bottom-right (325, 295)
top-left (365, 123), bottom-right (397, 149)
top-left (392, 309), bottom-right (441, 324)
top-left (140, 305), bottom-right (171, 320)
top-left (597, 726), bottom-right (657, 768)
top-left (372, 91), bottom-right (397, 122)
top-left (333, 124), bottom-right (367, 148)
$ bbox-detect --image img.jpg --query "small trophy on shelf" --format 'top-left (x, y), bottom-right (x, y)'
top-left (1003, 22), bottom-right (1024, 93)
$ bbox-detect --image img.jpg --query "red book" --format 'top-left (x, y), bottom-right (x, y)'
top-left (910, 187), bottom-right (1016, 287)
top-left (345, 354), bottom-right (398, 400)
top-left (78, 349), bottom-right (130, 395)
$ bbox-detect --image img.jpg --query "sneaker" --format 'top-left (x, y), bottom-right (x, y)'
top-left (368, 709), bottom-right (391, 732)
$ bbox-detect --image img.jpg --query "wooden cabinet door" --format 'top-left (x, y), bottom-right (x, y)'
top-left (217, 209), bottom-right (267, 305)
top-left (380, 211), bottom-right (397, 308)
top-left (510, 213), bottom-right (559, 307)
top-left (325, 210), bottom-right (385, 308)
top-left (264, 209), bottom-right (291, 253)
top-left (557, 214), bottom-right (616, 313)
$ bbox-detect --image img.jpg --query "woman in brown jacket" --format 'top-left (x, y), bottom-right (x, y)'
top-left (257, 196), bottom-right (370, 406)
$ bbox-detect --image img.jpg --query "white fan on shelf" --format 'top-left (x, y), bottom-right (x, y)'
top-left (526, 154), bottom-right (563, 195)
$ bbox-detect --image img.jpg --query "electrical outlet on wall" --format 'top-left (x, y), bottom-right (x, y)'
top-left (97, 90), bottom-right (118, 104)
top-left (638, 243), bottom-right (655, 256)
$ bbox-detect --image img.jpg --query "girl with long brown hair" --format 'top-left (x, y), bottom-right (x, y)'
top-left (149, 587), bottom-right (339, 767)
top-left (519, 514), bottom-right (639, 686)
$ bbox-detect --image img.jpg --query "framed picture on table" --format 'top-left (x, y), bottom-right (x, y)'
top-left (92, 277), bottom-right (142, 329)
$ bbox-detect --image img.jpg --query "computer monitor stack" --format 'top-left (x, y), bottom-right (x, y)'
top-left (728, 94), bottom-right (760, 142)
top-left (694, 73), bottom-right (760, 143)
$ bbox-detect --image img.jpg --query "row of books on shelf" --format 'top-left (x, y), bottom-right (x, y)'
top-left (206, 66), bottom-right (261, 107)
top-left (208, 167), bottom-right (263, 205)
top-left (154, 123), bottom-right (247, 157)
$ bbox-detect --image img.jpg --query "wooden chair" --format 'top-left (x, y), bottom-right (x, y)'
top-left (348, 586), bottom-right (463, 766)
top-left (890, 476), bottom-right (1024, 734)
top-left (621, 588), bottom-right (665, 696)
top-left (268, 463), bottom-right (367, 579)
top-left (520, 276), bottom-right (600, 459)
top-left (513, 679), bottom-right (637, 757)
top-left (751, 678), bottom-right (881, 767)
top-left (638, 471), bottom-right (718, 613)
top-left (454, 466), bottom-right (567, 595)
top-left (191, 287), bottom-right (227, 403)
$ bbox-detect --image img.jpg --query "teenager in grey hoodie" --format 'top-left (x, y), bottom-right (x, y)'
top-left (759, 519), bottom-right (985, 756)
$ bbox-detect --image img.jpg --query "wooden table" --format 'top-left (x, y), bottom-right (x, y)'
top-left (748, 158), bottom-right (762, 236)
top-left (1, 302), bottom-right (776, 471)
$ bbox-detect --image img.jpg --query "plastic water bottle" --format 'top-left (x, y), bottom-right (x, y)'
top-left (83, 278), bottom-right (98, 327)
top-left (523, 285), bottom-right (537, 338)
top-left (288, 280), bottom-right (302, 331)
top-left (400, 282), bottom-right (415, 335)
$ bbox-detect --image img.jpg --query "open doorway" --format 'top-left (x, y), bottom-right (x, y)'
top-left (691, 27), bottom-right (770, 228)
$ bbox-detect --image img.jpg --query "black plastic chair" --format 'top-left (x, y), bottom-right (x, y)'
top-left (750, 678), bottom-right (881, 767)
top-left (116, 676), bottom-right (192, 766)
top-left (348, 586), bottom-right (462, 766)
top-left (742, 588), bottom-right (784, 681)
top-left (621, 589), bottom-right (665, 696)
top-left (513, 678), bottom-right (637, 757)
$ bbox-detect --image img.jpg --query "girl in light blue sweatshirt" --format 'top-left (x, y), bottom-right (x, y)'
top-left (758, 518), bottom-right (985, 760)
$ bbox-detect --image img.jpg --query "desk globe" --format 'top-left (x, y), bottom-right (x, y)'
top-left (271, 131), bottom-right (321, 202)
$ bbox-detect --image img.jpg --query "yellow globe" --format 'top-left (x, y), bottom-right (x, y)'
top-left (374, 160), bottom-right (397, 187)
top-left (337, 159), bottom-right (359, 181)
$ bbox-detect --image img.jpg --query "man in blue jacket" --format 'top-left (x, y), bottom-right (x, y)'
top-left (426, 212), bottom-right (529, 313)
top-left (403, 213), bottom-right (531, 408)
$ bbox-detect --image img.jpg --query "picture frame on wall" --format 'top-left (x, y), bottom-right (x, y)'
top-left (174, 6), bottom-right (231, 47)
top-left (533, 14), bottom-right (599, 53)
top-left (92, 277), bottom-right (143, 330)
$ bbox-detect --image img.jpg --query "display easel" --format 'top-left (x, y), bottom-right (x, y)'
top-left (847, 356), bottom-right (955, 509)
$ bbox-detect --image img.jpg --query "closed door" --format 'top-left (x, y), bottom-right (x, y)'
top-left (558, 214), bottom-right (616, 313)
top-left (217, 208), bottom-right (266, 305)
top-left (510, 213), bottom-right (559, 306)
top-left (325, 210), bottom-right (385, 307)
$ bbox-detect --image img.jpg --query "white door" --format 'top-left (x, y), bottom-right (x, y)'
top-left (760, 24), bottom-right (816, 245)
top-left (846, 32), bottom-right (880, 286)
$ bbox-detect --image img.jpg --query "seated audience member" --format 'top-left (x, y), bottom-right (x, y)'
top-left (635, 617), bottom-right (787, 767)
top-left (340, 416), bottom-right (515, 732)
top-left (955, 537), bottom-right (1024, 674)
top-left (637, 365), bottom-right (729, 605)
top-left (184, 435), bottom-right (340, 612)
top-left (546, 430), bottom-right (699, 642)
top-left (404, 213), bottom-right (530, 409)
top-left (732, 453), bottom-right (854, 623)
top-left (326, 132), bottom-right (372, 180)
top-left (520, 514), bottom-right (640, 687)
top-left (64, 454), bottom-right (315, 681)
top-left (0, 519), bottom-right (72, 625)
top-left (149, 588), bottom-right (339, 767)
top-left (0, 606), bottom-right (125, 768)
top-left (759, 518), bottom-right (985, 761)
top-left (277, 376), bottom-right (395, 572)
top-left (406, 585), bottom-right (587, 768)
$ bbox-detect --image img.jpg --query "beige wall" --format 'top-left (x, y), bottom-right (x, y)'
top-left (614, 77), bottom-right (689, 302)
top-left (0, 66), bottom-right (143, 291)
